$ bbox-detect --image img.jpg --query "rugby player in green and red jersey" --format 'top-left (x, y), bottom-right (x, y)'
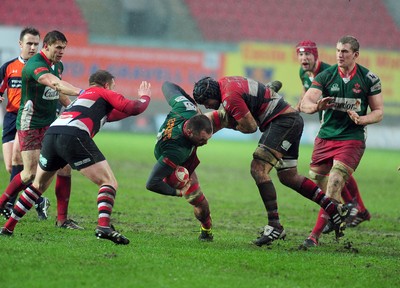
top-left (146, 81), bottom-right (214, 241)
top-left (296, 40), bottom-right (371, 234)
top-left (300, 35), bottom-right (383, 248)
top-left (0, 31), bottom-right (83, 229)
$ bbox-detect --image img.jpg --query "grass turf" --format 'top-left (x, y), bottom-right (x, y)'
top-left (0, 132), bottom-right (399, 288)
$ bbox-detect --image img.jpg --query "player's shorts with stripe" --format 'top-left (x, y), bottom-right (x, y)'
top-left (39, 133), bottom-right (105, 171)
top-left (2, 112), bottom-right (17, 143)
top-left (311, 137), bottom-right (366, 171)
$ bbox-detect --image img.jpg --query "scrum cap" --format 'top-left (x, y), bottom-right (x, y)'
top-left (193, 77), bottom-right (220, 104)
top-left (296, 40), bottom-right (318, 60)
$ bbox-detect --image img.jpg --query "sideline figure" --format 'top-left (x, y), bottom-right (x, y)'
top-left (146, 81), bottom-right (213, 241)
top-left (193, 76), bottom-right (348, 246)
top-left (0, 70), bottom-right (151, 245)
top-left (295, 40), bottom-right (370, 234)
top-left (0, 30), bottom-right (82, 228)
top-left (0, 27), bottom-right (50, 218)
top-left (300, 35), bottom-right (383, 247)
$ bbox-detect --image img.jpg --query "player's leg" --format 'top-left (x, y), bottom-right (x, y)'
top-left (54, 165), bottom-right (73, 225)
top-left (1, 167), bottom-right (57, 235)
top-left (80, 160), bottom-right (128, 244)
top-left (182, 171), bottom-right (213, 241)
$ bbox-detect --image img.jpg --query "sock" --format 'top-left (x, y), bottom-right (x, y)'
top-left (341, 185), bottom-right (353, 203)
top-left (310, 208), bottom-right (329, 239)
top-left (55, 175), bottom-right (71, 222)
top-left (6, 165), bottom-right (25, 206)
top-left (0, 173), bottom-right (29, 208)
top-left (257, 181), bottom-right (281, 228)
top-left (4, 185), bottom-right (42, 232)
top-left (346, 175), bottom-right (366, 212)
top-left (97, 185), bottom-right (116, 227)
top-left (299, 178), bottom-right (338, 214)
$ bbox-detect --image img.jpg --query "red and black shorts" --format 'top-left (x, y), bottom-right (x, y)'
top-left (18, 126), bottom-right (49, 151)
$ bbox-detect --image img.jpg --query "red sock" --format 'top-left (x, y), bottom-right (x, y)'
top-left (346, 175), bottom-right (366, 212)
top-left (341, 185), bottom-right (353, 203)
top-left (310, 208), bottom-right (329, 238)
top-left (0, 173), bottom-right (28, 207)
top-left (55, 175), bottom-right (71, 222)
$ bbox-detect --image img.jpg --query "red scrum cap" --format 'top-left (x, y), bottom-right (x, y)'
top-left (296, 40), bottom-right (318, 60)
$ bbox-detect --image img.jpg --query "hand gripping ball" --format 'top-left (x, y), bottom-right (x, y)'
top-left (165, 166), bottom-right (190, 189)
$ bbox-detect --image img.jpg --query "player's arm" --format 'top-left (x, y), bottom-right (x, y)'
top-left (295, 87), bottom-right (307, 111)
top-left (38, 73), bottom-right (82, 96)
top-left (162, 81), bottom-right (198, 108)
top-left (107, 81), bottom-right (151, 121)
top-left (224, 95), bottom-right (257, 133)
top-left (347, 93), bottom-right (383, 125)
top-left (204, 109), bottom-right (237, 133)
top-left (146, 161), bottom-right (187, 197)
top-left (300, 87), bottom-right (334, 114)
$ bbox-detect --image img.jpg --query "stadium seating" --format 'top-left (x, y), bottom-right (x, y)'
top-left (184, 0), bottom-right (400, 50)
top-left (0, 0), bottom-right (88, 34)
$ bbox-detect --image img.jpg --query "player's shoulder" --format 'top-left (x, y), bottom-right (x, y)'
top-left (356, 63), bottom-right (379, 82)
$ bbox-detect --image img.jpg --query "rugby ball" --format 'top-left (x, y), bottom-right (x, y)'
top-left (165, 166), bottom-right (190, 189)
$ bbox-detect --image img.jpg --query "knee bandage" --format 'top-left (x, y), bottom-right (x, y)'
top-left (331, 162), bottom-right (351, 182)
top-left (309, 170), bottom-right (329, 181)
top-left (253, 145), bottom-right (279, 166)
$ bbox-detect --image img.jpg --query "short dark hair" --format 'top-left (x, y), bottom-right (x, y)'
top-left (187, 114), bottom-right (212, 135)
top-left (43, 30), bottom-right (67, 47)
top-left (193, 77), bottom-right (221, 104)
top-left (338, 35), bottom-right (359, 52)
top-left (89, 70), bottom-right (115, 87)
top-left (20, 27), bottom-right (40, 41)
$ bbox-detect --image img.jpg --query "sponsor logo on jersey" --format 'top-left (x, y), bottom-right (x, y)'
top-left (332, 97), bottom-right (361, 112)
top-left (43, 86), bottom-right (59, 100)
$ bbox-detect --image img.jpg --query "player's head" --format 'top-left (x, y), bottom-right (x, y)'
top-left (193, 77), bottom-right (221, 110)
top-left (42, 30), bottom-right (68, 63)
top-left (296, 40), bottom-right (318, 72)
top-left (89, 70), bottom-right (116, 90)
top-left (336, 35), bottom-right (359, 68)
top-left (19, 27), bottom-right (40, 60)
top-left (185, 114), bottom-right (213, 147)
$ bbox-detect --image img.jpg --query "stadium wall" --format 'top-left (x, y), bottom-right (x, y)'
top-left (0, 27), bottom-right (398, 149)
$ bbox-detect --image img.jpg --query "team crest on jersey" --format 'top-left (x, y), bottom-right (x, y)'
top-left (330, 83), bottom-right (340, 92)
top-left (43, 86), bottom-right (59, 100)
top-left (352, 83), bottom-right (361, 94)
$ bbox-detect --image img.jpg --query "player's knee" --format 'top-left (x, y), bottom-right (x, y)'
top-left (309, 170), bottom-right (328, 182)
top-left (330, 162), bottom-right (351, 183)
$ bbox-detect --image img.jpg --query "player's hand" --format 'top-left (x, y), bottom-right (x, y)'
top-left (176, 181), bottom-right (191, 197)
top-left (0, 96), bottom-right (4, 103)
top-left (316, 97), bottom-right (335, 111)
top-left (347, 110), bottom-right (361, 125)
top-left (138, 81), bottom-right (151, 97)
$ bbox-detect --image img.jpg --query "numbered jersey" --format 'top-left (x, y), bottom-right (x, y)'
top-left (17, 51), bottom-right (63, 130)
top-left (311, 63), bottom-right (381, 140)
top-left (154, 81), bottom-right (199, 166)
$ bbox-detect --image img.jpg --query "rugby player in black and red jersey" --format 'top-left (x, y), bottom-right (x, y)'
top-left (0, 70), bottom-right (151, 245)
top-left (193, 76), bottom-right (348, 247)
